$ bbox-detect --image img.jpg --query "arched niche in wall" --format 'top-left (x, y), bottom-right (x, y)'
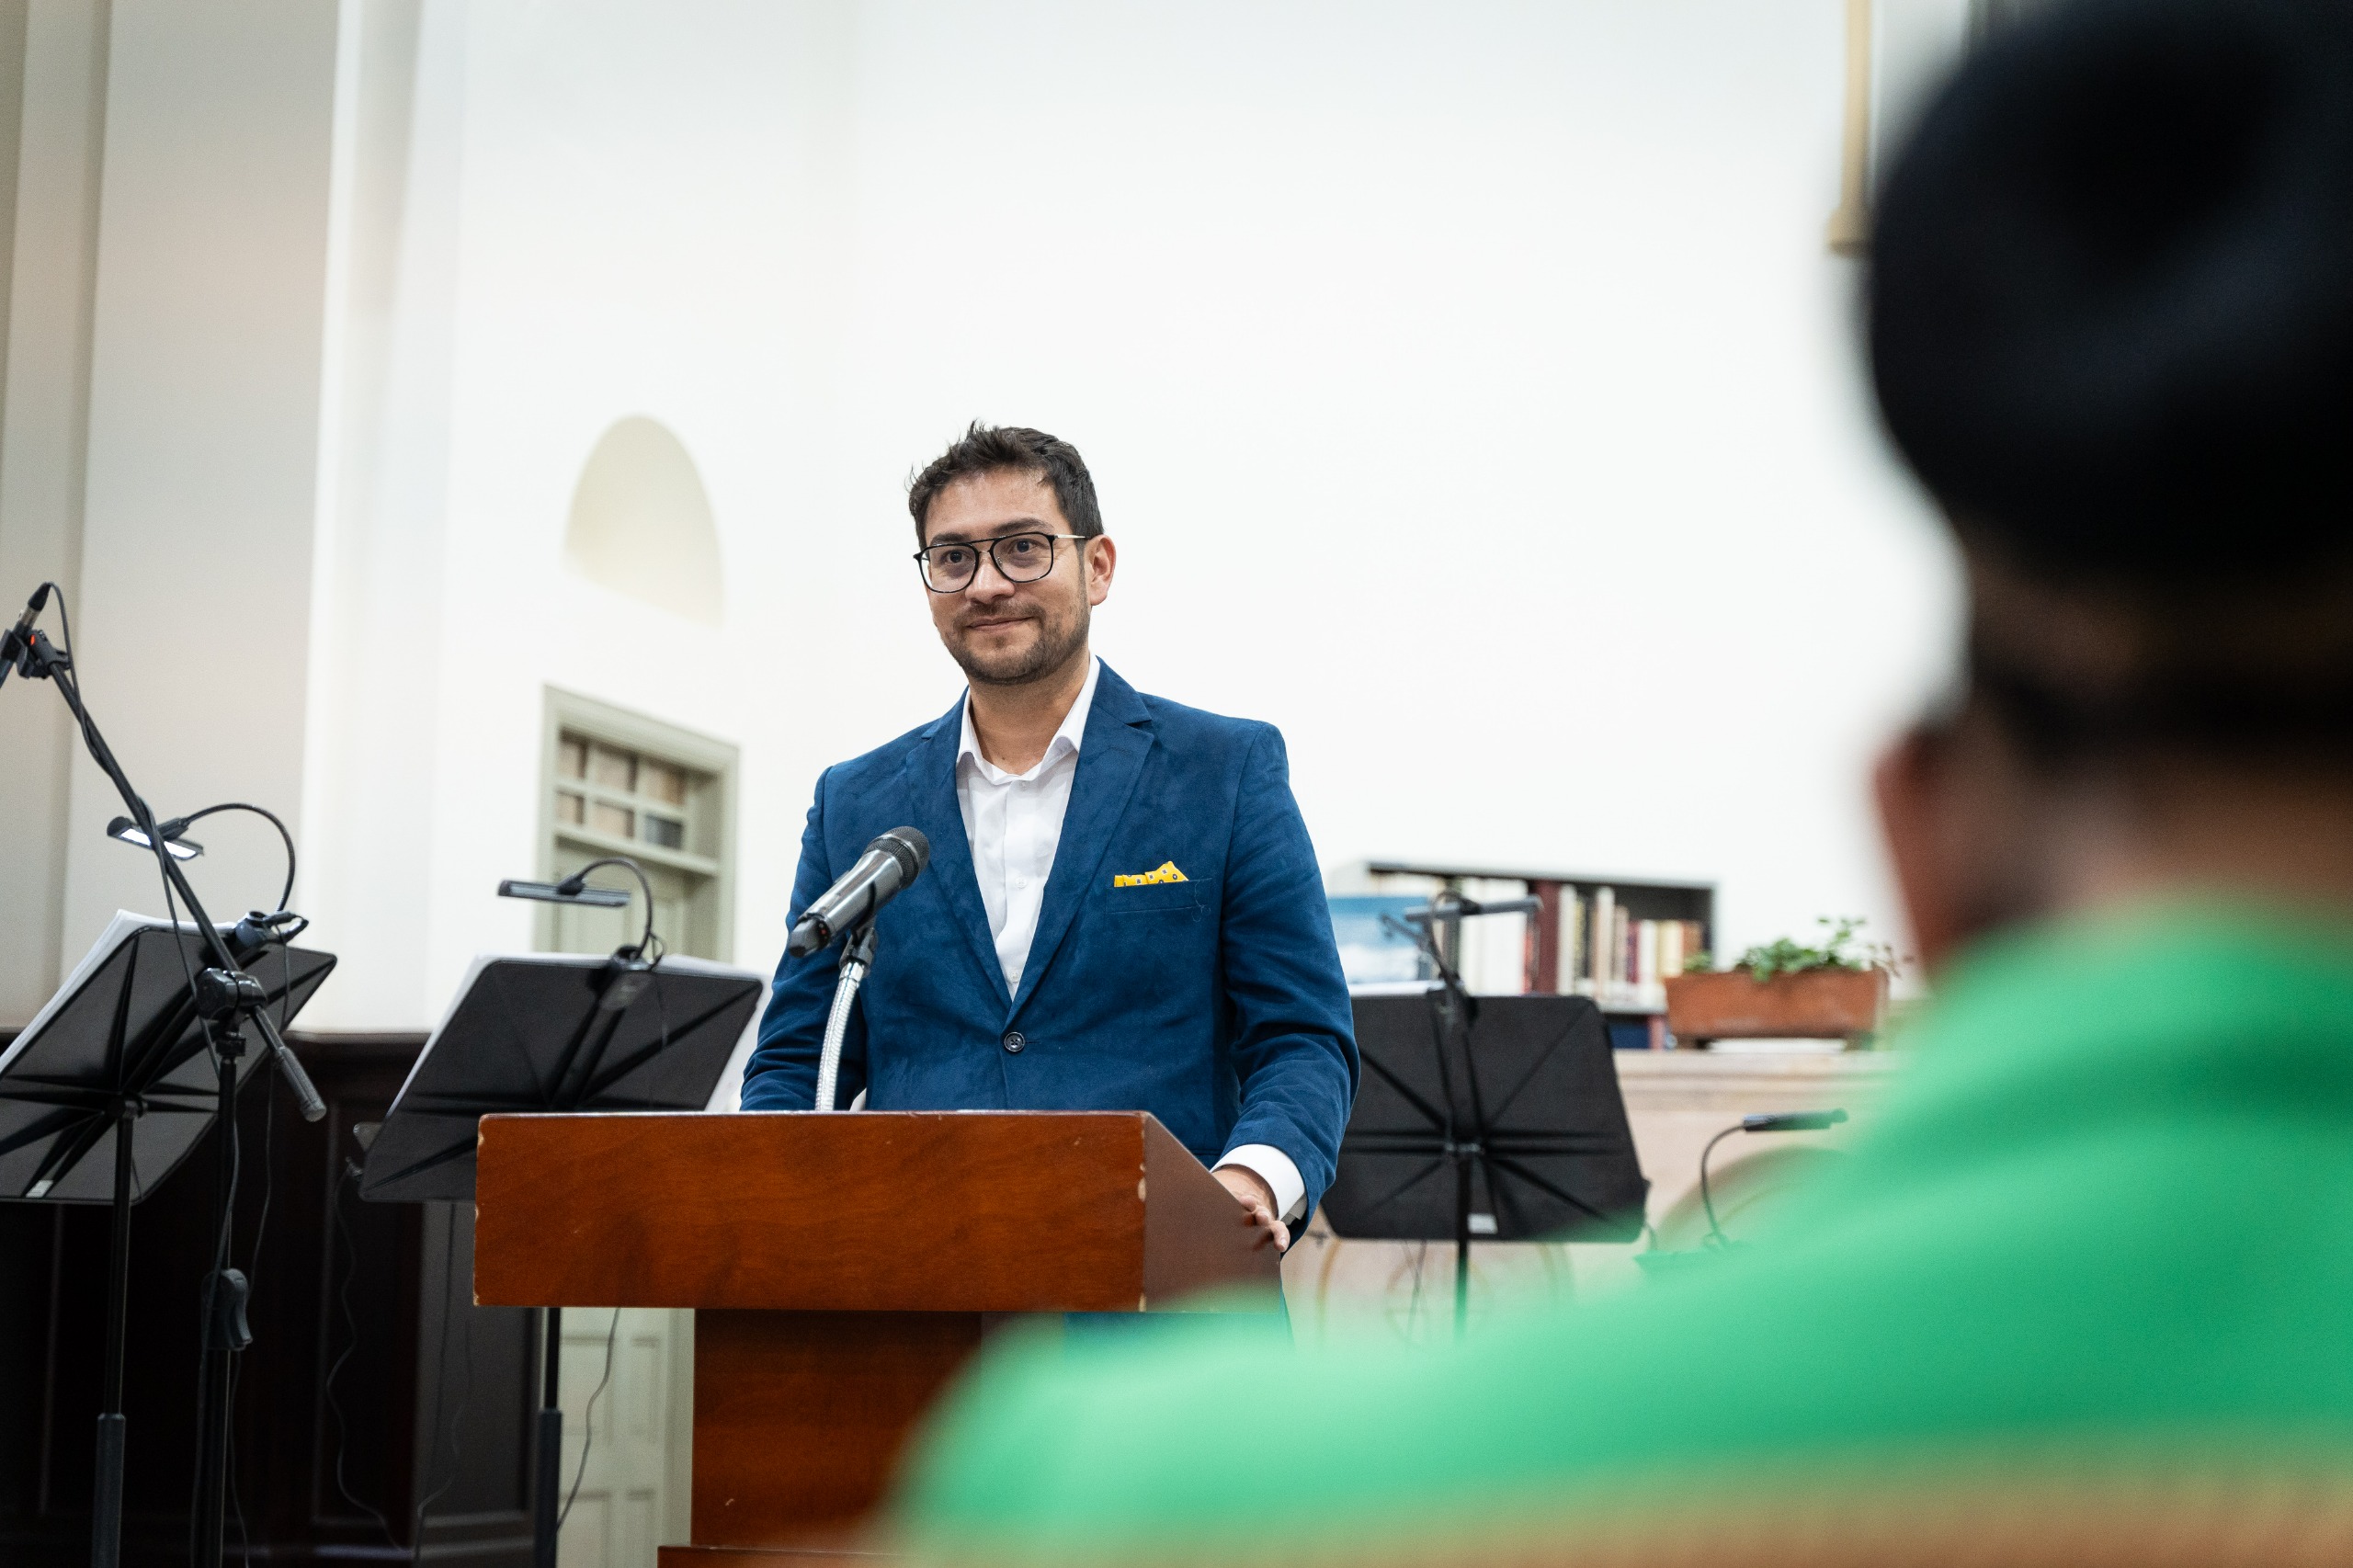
top-left (565, 416), bottom-right (724, 626)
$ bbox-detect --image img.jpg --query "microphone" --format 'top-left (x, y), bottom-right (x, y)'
top-left (1399, 894), bottom-right (1542, 924)
top-left (0, 584), bottom-right (51, 690)
top-left (232, 908), bottom-right (311, 958)
top-left (788, 827), bottom-right (930, 957)
top-left (1743, 1108), bottom-right (1849, 1133)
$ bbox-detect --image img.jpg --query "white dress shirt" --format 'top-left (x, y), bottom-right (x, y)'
top-left (955, 657), bottom-right (1306, 1224)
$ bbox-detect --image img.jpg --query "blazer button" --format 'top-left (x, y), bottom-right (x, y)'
top-left (1001, 1030), bottom-right (1026, 1054)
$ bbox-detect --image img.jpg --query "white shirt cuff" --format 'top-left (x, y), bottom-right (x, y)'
top-left (1213, 1143), bottom-right (1307, 1224)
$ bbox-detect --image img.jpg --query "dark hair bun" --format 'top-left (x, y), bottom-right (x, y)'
top-left (1871, 0), bottom-right (2353, 586)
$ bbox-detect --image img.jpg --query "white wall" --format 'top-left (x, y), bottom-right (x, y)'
top-left (299, 0), bottom-right (865, 1026)
top-left (54, 1), bottom-right (342, 977)
top-left (7, 2), bottom-right (1969, 1028)
top-left (0, 0), bottom-right (109, 1024)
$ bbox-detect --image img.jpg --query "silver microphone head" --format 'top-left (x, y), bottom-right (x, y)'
top-left (870, 826), bottom-right (930, 881)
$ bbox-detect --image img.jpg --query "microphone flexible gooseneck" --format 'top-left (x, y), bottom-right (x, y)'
top-left (813, 923), bottom-right (878, 1114)
top-left (1699, 1108), bottom-right (1849, 1246)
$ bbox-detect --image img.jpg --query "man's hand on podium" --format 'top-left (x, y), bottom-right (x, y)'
top-left (1212, 1165), bottom-right (1290, 1253)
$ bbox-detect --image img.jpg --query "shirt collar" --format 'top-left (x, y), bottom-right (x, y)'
top-left (957, 655), bottom-right (1101, 784)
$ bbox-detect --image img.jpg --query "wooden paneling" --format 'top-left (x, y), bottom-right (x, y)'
top-left (0, 1030), bottom-right (538, 1568)
top-left (474, 1110), bottom-right (1278, 1314)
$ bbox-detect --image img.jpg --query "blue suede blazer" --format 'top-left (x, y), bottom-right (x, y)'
top-left (741, 663), bottom-right (1358, 1219)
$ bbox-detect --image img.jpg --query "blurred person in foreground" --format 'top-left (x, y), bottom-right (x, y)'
top-left (892, 0), bottom-right (2353, 1561)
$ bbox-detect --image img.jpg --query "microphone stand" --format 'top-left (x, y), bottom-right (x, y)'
top-left (813, 921), bottom-right (877, 1112)
top-left (5, 606), bottom-right (324, 1568)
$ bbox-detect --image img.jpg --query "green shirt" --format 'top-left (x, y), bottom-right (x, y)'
top-left (897, 905), bottom-right (2353, 1558)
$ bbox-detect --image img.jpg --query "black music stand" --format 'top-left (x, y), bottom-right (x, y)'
top-left (1323, 989), bottom-right (1649, 1336)
top-left (0, 912), bottom-right (335, 1565)
top-left (359, 949), bottom-right (764, 1568)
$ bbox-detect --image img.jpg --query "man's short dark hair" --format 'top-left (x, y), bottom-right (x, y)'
top-left (907, 423), bottom-right (1103, 545)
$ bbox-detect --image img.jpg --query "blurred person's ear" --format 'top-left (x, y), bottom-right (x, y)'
top-left (1875, 715), bottom-right (2055, 976)
top-left (1875, 724), bottom-right (1967, 976)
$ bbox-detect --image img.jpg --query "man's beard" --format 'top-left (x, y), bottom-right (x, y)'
top-left (947, 595), bottom-right (1091, 687)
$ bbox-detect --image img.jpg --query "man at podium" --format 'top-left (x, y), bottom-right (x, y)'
top-left (742, 423), bottom-right (1358, 1251)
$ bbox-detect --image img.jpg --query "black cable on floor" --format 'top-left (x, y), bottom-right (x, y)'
top-left (558, 1310), bottom-right (622, 1529)
top-left (410, 1211), bottom-right (475, 1565)
top-left (226, 1067), bottom-right (278, 1564)
top-left (323, 1158), bottom-right (400, 1551)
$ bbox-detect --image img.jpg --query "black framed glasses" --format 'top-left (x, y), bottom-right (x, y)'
top-left (913, 532), bottom-right (1089, 593)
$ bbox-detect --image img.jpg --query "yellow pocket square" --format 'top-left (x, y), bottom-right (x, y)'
top-left (1113, 860), bottom-right (1188, 888)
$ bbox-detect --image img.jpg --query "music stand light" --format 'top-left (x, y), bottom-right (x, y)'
top-left (106, 814), bottom-right (202, 859)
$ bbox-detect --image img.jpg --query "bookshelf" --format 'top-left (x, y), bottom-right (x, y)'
top-left (1347, 860), bottom-right (1718, 1050)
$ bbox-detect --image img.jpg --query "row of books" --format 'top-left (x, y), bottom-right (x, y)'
top-left (1558, 888), bottom-right (1706, 1009)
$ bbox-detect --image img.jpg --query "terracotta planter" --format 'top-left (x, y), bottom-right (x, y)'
top-left (1665, 967), bottom-right (1888, 1042)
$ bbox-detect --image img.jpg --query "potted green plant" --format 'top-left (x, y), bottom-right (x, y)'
top-left (1665, 917), bottom-right (1896, 1046)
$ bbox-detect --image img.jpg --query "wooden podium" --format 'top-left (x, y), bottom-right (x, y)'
top-left (472, 1110), bottom-right (1282, 1559)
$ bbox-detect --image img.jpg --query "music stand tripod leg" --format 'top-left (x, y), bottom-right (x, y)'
top-left (1454, 1153), bottom-right (1472, 1343)
top-left (535, 1307), bottom-right (563, 1568)
top-left (91, 1099), bottom-right (136, 1568)
top-left (191, 1027), bottom-right (251, 1568)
